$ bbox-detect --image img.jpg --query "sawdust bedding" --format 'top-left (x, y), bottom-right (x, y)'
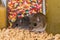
top-left (0, 28), bottom-right (60, 40)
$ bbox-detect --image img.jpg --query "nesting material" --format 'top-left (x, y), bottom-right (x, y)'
top-left (0, 28), bottom-right (60, 40)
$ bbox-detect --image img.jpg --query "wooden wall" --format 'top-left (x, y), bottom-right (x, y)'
top-left (0, 5), bottom-right (7, 28)
top-left (46, 0), bottom-right (60, 34)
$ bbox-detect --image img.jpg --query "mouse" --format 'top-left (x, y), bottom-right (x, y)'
top-left (12, 14), bottom-right (30, 29)
top-left (29, 13), bottom-right (47, 32)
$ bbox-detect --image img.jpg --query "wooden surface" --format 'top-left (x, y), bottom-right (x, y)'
top-left (46, 0), bottom-right (60, 34)
top-left (0, 5), bottom-right (7, 28)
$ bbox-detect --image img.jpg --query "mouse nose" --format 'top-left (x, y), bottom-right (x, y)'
top-left (33, 23), bottom-right (37, 26)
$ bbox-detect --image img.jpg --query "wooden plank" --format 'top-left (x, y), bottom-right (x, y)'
top-left (0, 5), bottom-right (6, 28)
top-left (46, 0), bottom-right (60, 34)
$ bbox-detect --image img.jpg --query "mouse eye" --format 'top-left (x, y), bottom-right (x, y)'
top-left (16, 24), bottom-right (18, 26)
top-left (33, 23), bottom-right (37, 26)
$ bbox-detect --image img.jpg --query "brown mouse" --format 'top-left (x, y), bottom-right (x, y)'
top-left (29, 13), bottom-right (47, 32)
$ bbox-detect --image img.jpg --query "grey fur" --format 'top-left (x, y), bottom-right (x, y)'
top-left (12, 13), bottom-right (47, 32)
top-left (29, 13), bottom-right (47, 32)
